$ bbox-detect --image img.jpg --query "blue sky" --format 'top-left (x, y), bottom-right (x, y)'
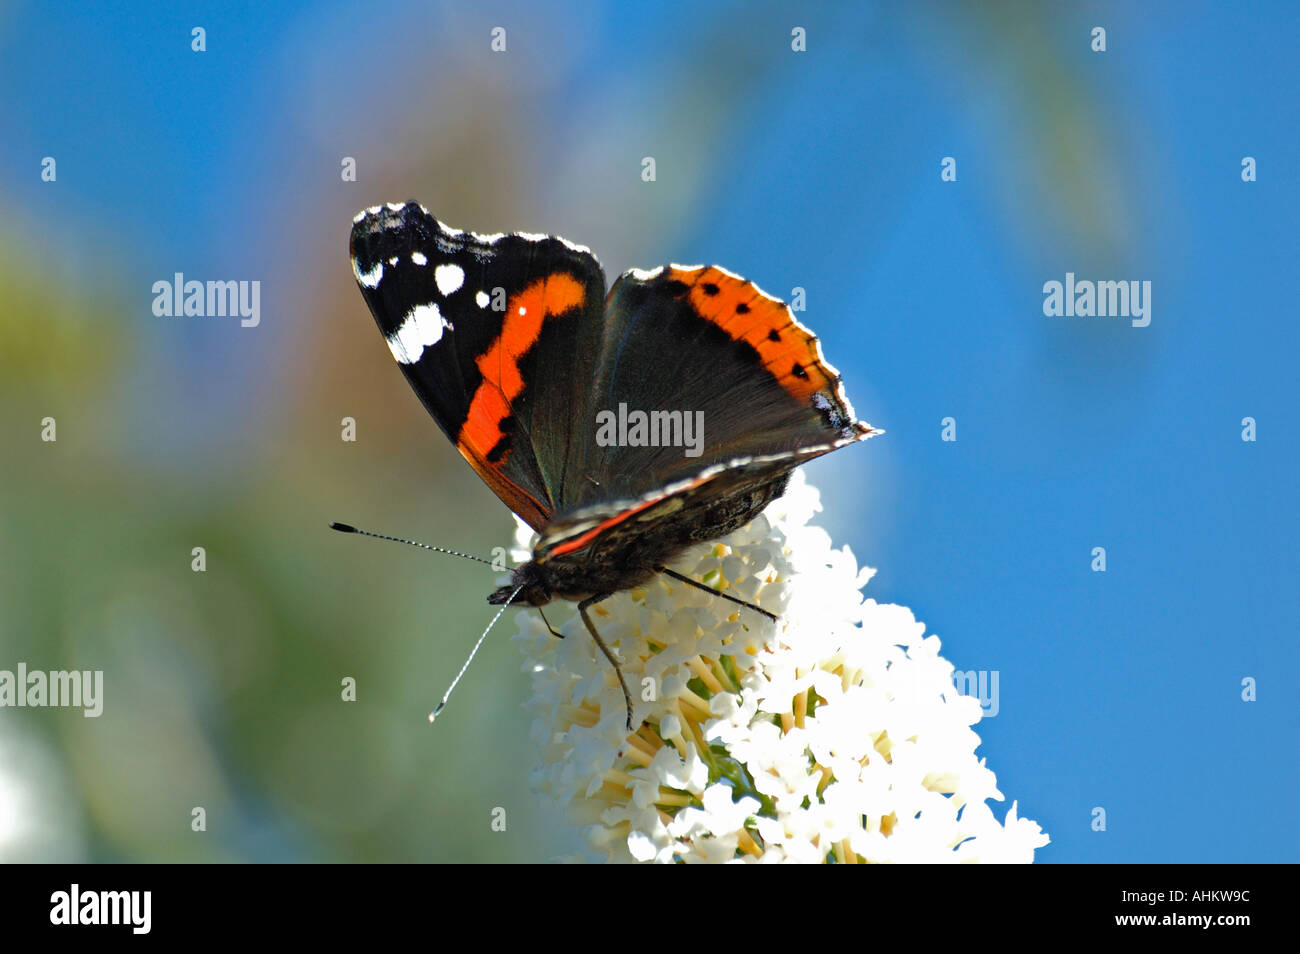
top-left (2, 1), bottom-right (1296, 862)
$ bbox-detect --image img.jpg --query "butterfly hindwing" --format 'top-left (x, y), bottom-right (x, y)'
top-left (349, 203), bottom-right (608, 530)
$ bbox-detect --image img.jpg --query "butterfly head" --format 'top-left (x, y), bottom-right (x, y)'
top-left (488, 560), bottom-right (553, 609)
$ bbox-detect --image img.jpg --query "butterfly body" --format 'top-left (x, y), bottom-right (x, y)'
top-left (487, 465), bottom-right (793, 609)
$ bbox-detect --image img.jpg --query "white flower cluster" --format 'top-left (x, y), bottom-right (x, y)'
top-left (509, 470), bottom-right (1049, 863)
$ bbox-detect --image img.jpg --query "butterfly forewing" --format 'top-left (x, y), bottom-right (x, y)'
top-left (349, 203), bottom-right (607, 529)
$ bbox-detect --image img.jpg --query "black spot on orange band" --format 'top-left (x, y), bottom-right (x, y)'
top-left (486, 433), bottom-right (511, 463)
top-left (665, 265), bottom-right (836, 405)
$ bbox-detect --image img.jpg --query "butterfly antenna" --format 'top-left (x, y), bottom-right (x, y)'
top-left (428, 582), bottom-right (526, 724)
top-left (328, 521), bottom-right (496, 566)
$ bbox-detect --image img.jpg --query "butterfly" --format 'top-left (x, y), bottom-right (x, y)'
top-left (345, 202), bottom-right (877, 727)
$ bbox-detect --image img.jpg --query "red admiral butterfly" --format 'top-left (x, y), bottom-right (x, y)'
top-left (345, 202), bottom-right (877, 728)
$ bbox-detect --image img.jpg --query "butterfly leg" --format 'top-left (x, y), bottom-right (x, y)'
top-left (656, 566), bottom-right (778, 621)
top-left (578, 594), bottom-right (635, 730)
top-left (536, 606), bottom-right (565, 639)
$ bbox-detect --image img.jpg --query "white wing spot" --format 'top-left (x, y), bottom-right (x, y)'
top-left (518, 306), bottom-right (527, 316)
top-left (435, 264), bottom-right (465, 296)
top-left (511, 230), bottom-right (594, 254)
top-left (411, 252), bottom-right (428, 266)
top-left (476, 291), bottom-right (490, 308)
top-left (386, 303), bottom-right (451, 364)
top-left (354, 260), bottom-right (383, 289)
top-left (557, 236), bottom-right (593, 255)
top-left (388, 256), bottom-right (399, 266)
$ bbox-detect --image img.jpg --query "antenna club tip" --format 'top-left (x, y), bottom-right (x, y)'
top-left (329, 522), bottom-right (358, 533)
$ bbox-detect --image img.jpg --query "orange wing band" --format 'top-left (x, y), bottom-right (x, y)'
top-left (460, 273), bottom-right (585, 463)
top-left (667, 265), bottom-right (836, 404)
